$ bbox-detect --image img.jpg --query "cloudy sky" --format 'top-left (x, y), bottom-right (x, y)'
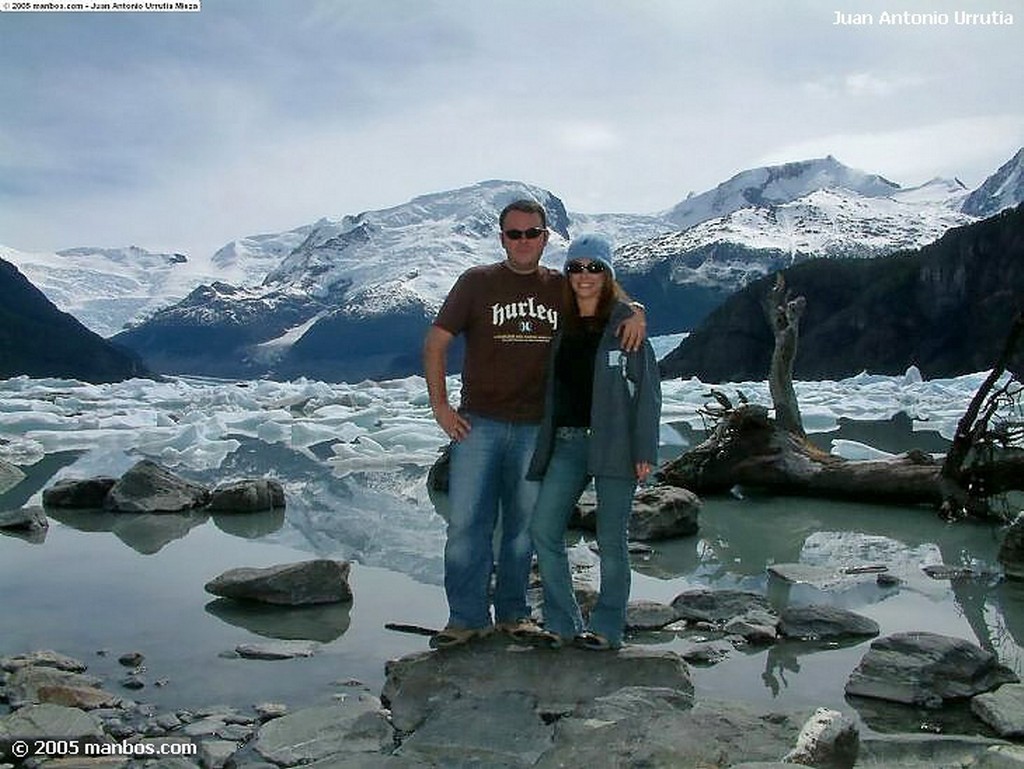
top-left (1, 0), bottom-right (1021, 260)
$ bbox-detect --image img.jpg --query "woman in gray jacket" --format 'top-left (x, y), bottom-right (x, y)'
top-left (527, 233), bottom-right (662, 650)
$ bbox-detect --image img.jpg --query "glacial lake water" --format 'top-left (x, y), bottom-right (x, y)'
top-left (1, 372), bottom-right (1022, 737)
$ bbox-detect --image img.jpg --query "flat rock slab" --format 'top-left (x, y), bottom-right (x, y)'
top-left (626, 599), bottom-right (679, 630)
top-left (235, 641), bottom-right (320, 660)
top-left (382, 638), bottom-right (693, 733)
top-left (254, 699), bottom-right (392, 766)
top-left (670, 588), bottom-right (773, 626)
top-left (845, 631), bottom-right (1019, 707)
top-left (1, 650), bottom-right (88, 673)
top-left (972, 683), bottom-right (1024, 738)
top-left (397, 691), bottom-right (552, 768)
top-left (536, 699), bottom-right (813, 769)
top-left (0, 703), bottom-right (105, 741)
top-left (205, 559), bottom-right (353, 605)
top-left (4, 666), bottom-right (104, 708)
top-left (778, 604), bottom-right (880, 640)
top-left (0, 506), bottom-right (47, 531)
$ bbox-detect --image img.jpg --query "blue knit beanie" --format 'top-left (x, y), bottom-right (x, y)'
top-left (565, 233), bottom-right (615, 279)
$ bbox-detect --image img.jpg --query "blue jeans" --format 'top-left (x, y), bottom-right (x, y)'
top-left (444, 414), bottom-right (540, 629)
top-left (530, 431), bottom-right (636, 646)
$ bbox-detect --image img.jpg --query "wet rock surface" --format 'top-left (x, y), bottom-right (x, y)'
top-left (845, 631), bottom-right (1020, 707)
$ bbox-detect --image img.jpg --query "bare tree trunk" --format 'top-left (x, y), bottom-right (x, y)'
top-left (764, 275), bottom-right (806, 438)
top-left (658, 287), bottom-right (1024, 519)
top-left (939, 310), bottom-right (1024, 519)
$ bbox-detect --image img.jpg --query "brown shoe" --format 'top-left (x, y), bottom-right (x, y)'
top-left (429, 625), bottom-right (492, 650)
top-left (497, 619), bottom-right (563, 648)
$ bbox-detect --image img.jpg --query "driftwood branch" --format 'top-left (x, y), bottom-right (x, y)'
top-left (659, 287), bottom-right (1024, 520)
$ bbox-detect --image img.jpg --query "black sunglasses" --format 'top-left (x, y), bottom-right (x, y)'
top-left (566, 261), bottom-right (606, 274)
top-left (503, 227), bottom-right (547, 240)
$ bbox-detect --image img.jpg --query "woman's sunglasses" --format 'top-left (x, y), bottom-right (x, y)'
top-left (566, 261), bottom-right (607, 274)
top-left (503, 227), bottom-right (547, 240)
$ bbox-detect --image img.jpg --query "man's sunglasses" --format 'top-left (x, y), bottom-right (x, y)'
top-left (503, 227), bottom-right (547, 240)
top-left (566, 261), bottom-right (607, 274)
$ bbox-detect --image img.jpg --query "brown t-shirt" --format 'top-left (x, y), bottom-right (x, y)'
top-left (434, 262), bottom-right (564, 422)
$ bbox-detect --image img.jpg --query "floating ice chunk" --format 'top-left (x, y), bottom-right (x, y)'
top-left (257, 421), bottom-right (291, 444)
top-left (830, 440), bottom-right (896, 460)
top-left (902, 365), bottom-right (924, 385)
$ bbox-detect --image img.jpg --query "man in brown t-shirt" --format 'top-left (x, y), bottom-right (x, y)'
top-left (422, 199), bottom-right (645, 647)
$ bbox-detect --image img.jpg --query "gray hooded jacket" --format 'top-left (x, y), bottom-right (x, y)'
top-left (527, 301), bottom-right (662, 481)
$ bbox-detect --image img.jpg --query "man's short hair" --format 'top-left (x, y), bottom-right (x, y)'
top-left (499, 199), bottom-right (547, 230)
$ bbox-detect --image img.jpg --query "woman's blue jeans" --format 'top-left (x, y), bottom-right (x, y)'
top-left (444, 414), bottom-right (539, 630)
top-left (530, 431), bottom-right (636, 646)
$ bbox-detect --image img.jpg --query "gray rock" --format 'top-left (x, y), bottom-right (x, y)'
top-left (0, 703), bottom-right (105, 741)
top-left (725, 609), bottom-right (779, 645)
top-left (207, 479), bottom-right (285, 513)
top-left (4, 666), bottom-right (104, 708)
top-left (118, 651), bottom-right (145, 667)
top-left (999, 513), bottom-right (1024, 580)
top-left (104, 460), bottom-right (209, 513)
top-left (768, 562), bottom-right (843, 588)
top-left (782, 707), bottom-right (859, 769)
top-left (972, 683), bottom-right (1024, 738)
top-left (205, 559), bottom-right (353, 606)
top-left (254, 702), bottom-right (289, 721)
top-left (42, 477), bottom-right (117, 508)
top-left (235, 641), bottom-right (319, 660)
top-left (198, 740), bottom-right (239, 769)
top-left (0, 650), bottom-right (88, 673)
top-left (576, 484), bottom-right (700, 540)
top-left (845, 632), bottom-right (1019, 707)
top-left (382, 638), bottom-right (693, 733)
top-left (254, 699), bottom-right (392, 765)
top-left (626, 599), bottom-right (679, 630)
top-left (35, 683), bottom-right (122, 710)
top-left (671, 588), bottom-right (772, 626)
top-left (975, 744), bottom-right (1024, 768)
top-left (0, 458), bottom-right (25, 494)
top-left (628, 484), bottom-right (701, 540)
top-left (778, 605), bottom-right (880, 641)
top-left (858, 733), bottom-right (1014, 768)
top-left (0, 506), bottom-right (47, 532)
top-left (397, 692), bottom-right (551, 767)
top-left (536, 698), bottom-right (812, 769)
top-left (678, 640), bottom-right (733, 665)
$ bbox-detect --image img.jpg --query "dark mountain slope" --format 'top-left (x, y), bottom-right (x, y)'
top-left (660, 203), bottom-right (1024, 382)
top-left (0, 258), bottom-right (150, 383)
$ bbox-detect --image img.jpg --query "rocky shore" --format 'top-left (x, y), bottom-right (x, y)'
top-left (2, 626), bottom-right (1024, 769)
top-left (6, 463), bottom-right (1024, 767)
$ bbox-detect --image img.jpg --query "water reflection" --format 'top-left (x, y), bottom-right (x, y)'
top-left (46, 507), bottom-right (211, 554)
top-left (3, 416), bottom-right (1024, 728)
top-left (204, 598), bottom-right (352, 643)
top-left (212, 509), bottom-right (286, 539)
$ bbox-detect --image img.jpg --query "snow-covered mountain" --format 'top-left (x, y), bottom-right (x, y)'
top-left (618, 179), bottom-right (972, 289)
top-left (108, 180), bottom-right (678, 380)
top-left (664, 155), bottom-right (903, 230)
top-left (0, 229), bottom-right (310, 338)
top-left (962, 147), bottom-right (1024, 218)
top-left (12, 148), bottom-right (1024, 383)
top-left (0, 245), bottom-right (204, 338)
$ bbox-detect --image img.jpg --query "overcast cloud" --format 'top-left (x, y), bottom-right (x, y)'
top-left (0, 0), bottom-right (1021, 260)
